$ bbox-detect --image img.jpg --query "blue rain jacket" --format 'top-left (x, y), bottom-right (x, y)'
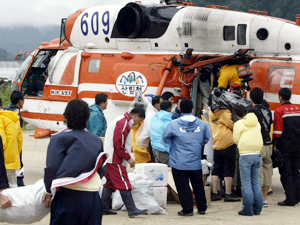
top-left (163, 114), bottom-right (210, 170)
top-left (150, 110), bottom-right (172, 152)
top-left (87, 104), bottom-right (107, 137)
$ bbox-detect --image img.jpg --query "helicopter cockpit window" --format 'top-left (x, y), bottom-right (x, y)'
top-left (88, 59), bottom-right (101, 73)
top-left (223, 26), bottom-right (235, 41)
top-left (23, 50), bottom-right (57, 96)
top-left (14, 51), bottom-right (35, 83)
top-left (237, 24), bottom-right (247, 45)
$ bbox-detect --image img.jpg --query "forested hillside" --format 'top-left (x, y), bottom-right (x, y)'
top-left (194, 0), bottom-right (299, 21)
top-left (0, 49), bottom-right (13, 61)
top-left (0, 25), bottom-right (60, 57)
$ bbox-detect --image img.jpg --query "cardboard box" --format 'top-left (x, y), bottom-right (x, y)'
top-left (153, 186), bottom-right (168, 209)
top-left (135, 163), bottom-right (168, 187)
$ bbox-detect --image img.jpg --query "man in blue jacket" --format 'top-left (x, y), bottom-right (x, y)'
top-left (172, 97), bottom-right (185, 120)
top-left (87, 93), bottom-right (108, 137)
top-left (150, 101), bottom-right (172, 165)
top-left (163, 99), bottom-right (210, 216)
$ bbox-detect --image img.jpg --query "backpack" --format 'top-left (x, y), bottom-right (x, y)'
top-left (211, 88), bottom-right (251, 113)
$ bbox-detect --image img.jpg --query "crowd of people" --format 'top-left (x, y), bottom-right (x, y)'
top-left (82, 83), bottom-right (300, 217)
top-left (0, 63), bottom-right (300, 224)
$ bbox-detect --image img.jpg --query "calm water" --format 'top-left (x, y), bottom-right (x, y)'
top-left (0, 61), bottom-right (20, 80)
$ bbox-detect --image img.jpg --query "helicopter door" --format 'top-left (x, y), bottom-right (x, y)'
top-left (43, 49), bottom-right (80, 101)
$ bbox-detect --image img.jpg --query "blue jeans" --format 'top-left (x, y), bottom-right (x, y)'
top-left (239, 154), bottom-right (263, 215)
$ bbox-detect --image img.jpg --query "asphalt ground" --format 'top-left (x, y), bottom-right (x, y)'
top-left (2, 131), bottom-right (300, 225)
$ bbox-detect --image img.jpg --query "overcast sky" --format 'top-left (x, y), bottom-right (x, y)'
top-left (0, 0), bottom-right (160, 27)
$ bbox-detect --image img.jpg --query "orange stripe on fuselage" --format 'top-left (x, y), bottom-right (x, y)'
top-left (78, 91), bottom-right (134, 101)
top-left (21, 112), bottom-right (65, 121)
top-left (78, 91), bottom-right (110, 99)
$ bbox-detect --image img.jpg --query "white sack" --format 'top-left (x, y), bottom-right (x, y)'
top-left (112, 174), bottom-right (166, 215)
top-left (201, 159), bottom-right (213, 175)
top-left (112, 173), bottom-right (145, 210)
top-left (137, 99), bottom-right (158, 148)
top-left (112, 190), bottom-right (123, 210)
top-left (0, 179), bottom-right (50, 224)
top-left (131, 180), bottom-right (167, 215)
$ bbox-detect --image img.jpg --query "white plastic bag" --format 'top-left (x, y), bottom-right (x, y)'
top-left (201, 159), bottom-right (213, 175)
top-left (112, 174), bottom-right (167, 215)
top-left (0, 179), bottom-right (50, 224)
top-left (132, 180), bottom-right (167, 214)
top-left (112, 173), bottom-right (145, 210)
top-left (128, 173), bottom-right (147, 185)
top-left (122, 180), bottom-right (167, 215)
top-left (137, 99), bottom-right (158, 148)
top-left (112, 190), bottom-right (123, 210)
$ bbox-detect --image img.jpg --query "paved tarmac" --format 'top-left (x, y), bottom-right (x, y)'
top-left (3, 131), bottom-right (300, 225)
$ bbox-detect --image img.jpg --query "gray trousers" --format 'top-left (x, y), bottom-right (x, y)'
top-left (199, 80), bottom-right (211, 108)
top-left (153, 149), bottom-right (169, 166)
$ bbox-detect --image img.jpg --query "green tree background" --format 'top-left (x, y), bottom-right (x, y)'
top-left (193, 0), bottom-right (300, 21)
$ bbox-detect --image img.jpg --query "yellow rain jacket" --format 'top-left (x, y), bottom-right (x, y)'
top-left (233, 113), bottom-right (263, 154)
top-left (209, 109), bottom-right (234, 150)
top-left (218, 65), bottom-right (242, 88)
top-left (132, 121), bottom-right (151, 164)
top-left (0, 110), bottom-right (23, 170)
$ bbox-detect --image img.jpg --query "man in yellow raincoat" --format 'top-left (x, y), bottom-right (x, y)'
top-left (0, 99), bottom-right (23, 188)
top-left (218, 65), bottom-right (242, 89)
top-left (132, 121), bottom-right (151, 163)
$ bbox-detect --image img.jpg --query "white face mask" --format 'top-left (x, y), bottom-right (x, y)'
top-left (129, 119), bottom-right (134, 127)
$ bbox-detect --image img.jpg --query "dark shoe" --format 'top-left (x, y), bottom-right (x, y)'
top-left (211, 192), bottom-right (222, 201)
top-left (102, 187), bottom-right (117, 215)
top-left (220, 189), bottom-right (226, 198)
top-left (267, 190), bottom-right (273, 195)
top-left (178, 210), bottom-right (194, 216)
top-left (224, 193), bottom-right (241, 202)
top-left (104, 209), bottom-right (117, 215)
top-left (120, 190), bottom-right (147, 218)
top-left (231, 192), bottom-right (240, 198)
top-left (232, 189), bottom-right (242, 197)
top-left (197, 211), bottom-right (206, 215)
top-left (17, 176), bottom-right (25, 187)
top-left (238, 210), bottom-right (253, 216)
top-left (278, 201), bottom-right (295, 206)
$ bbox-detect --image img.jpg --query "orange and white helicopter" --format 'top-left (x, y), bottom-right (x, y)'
top-left (11, 0), bottom-right (300, 136)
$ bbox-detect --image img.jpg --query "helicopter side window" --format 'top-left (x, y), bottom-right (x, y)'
top-left (88, 59), bottom-right (101, 73)
top-left (223, 26), bottom-right (235, 41)
top-left (237, 24), bottom-right (247, 45)
top-left (265, 66), bottom-right (295, 102)
top-left (49, 51), bottom-right (78, 86)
